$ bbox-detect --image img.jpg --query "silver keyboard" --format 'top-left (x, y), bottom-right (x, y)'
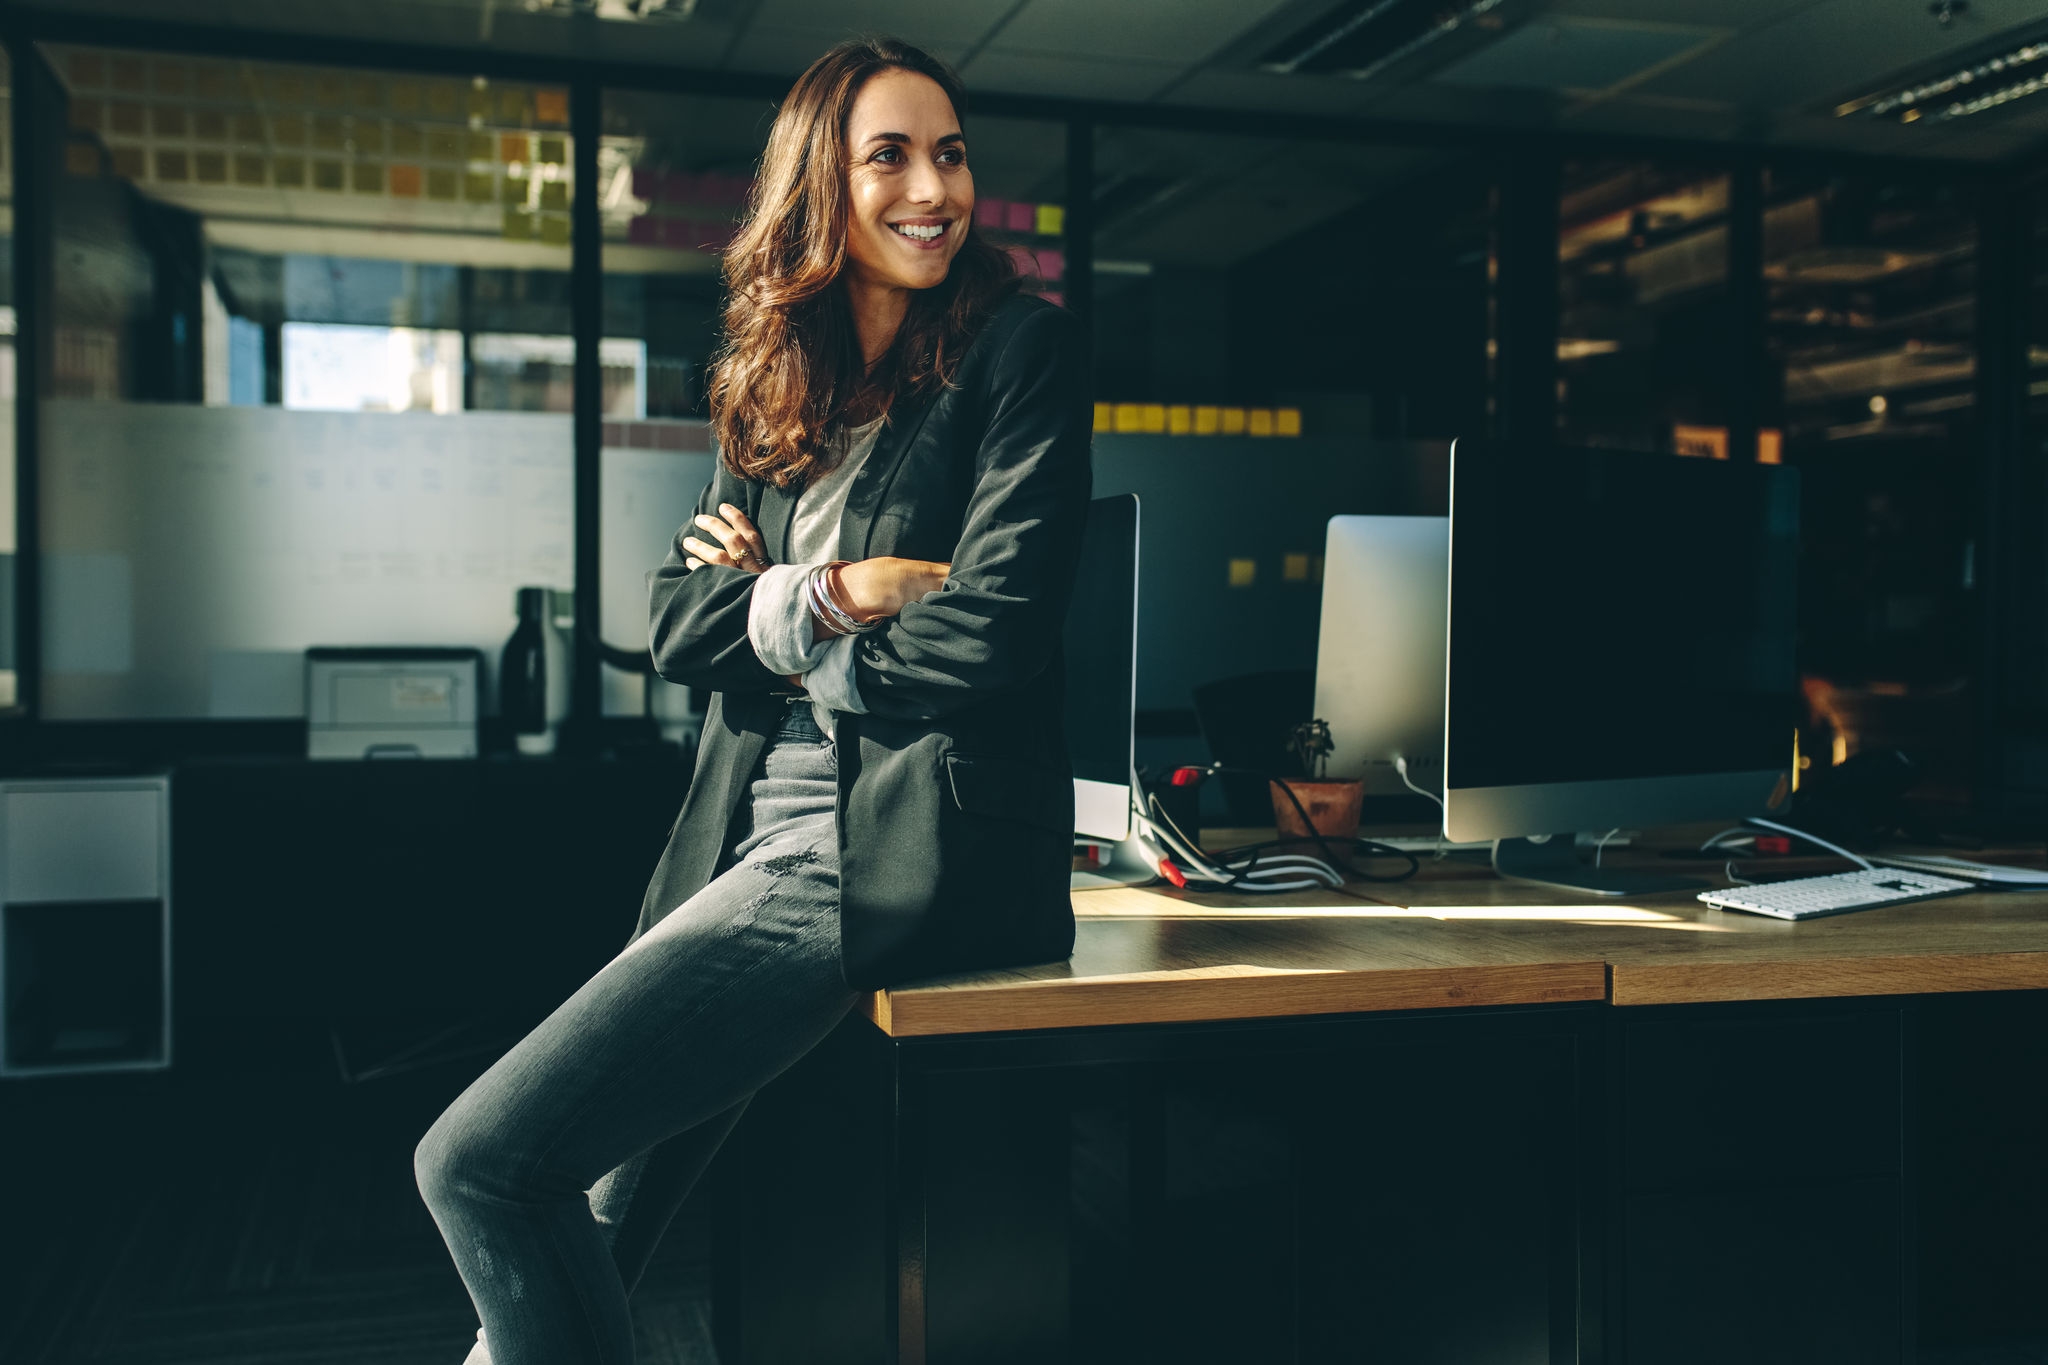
top-left (1699, 866), bottom-right (1977, 921)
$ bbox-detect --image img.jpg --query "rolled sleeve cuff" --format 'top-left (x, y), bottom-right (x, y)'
top-left (804, 633), bottom-right (869, 719)
top-left (746, 562), bottom-right (835, 676)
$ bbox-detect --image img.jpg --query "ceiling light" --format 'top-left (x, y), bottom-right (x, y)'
top-left (520, 0), bottom-right (699, 20)
top-left (1258, 0), bottom-right (1518, 81)
top-left (1834, 32), bottom-right (2048, 123)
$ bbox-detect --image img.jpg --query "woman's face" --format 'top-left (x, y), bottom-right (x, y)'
top-left (842, 68), bottom-right (974, 296)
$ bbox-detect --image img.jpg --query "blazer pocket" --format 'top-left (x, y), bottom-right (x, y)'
top-left (943, 753), bottom-right (1074, 836)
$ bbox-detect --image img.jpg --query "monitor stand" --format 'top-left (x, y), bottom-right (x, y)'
top-left (1493, 834), bottom-right (1705, 898)
top-left (1071, 828), bottom-right (1161, 890)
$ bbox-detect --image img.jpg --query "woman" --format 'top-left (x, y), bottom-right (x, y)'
top-left (414, 36), bottom-right (1090, 1365)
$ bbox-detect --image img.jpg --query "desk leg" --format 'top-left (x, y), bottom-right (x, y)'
top-left (891, 1048), bottom-right (1072, 1365)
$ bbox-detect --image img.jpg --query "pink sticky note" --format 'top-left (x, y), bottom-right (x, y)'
top-left (1006, 201), bottom-right (1036, 232)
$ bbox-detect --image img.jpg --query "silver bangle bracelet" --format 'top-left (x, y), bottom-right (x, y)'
top-left (805, 565), bottom-right (855, 635)
top-left (810, 561), bottom-right (881, 635)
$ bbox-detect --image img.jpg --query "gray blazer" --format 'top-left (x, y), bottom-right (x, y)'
top-left (632, 293), bottom-right (1092, 989)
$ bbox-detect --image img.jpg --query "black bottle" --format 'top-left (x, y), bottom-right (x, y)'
top-left (501, 586), bottom-right (548, 748)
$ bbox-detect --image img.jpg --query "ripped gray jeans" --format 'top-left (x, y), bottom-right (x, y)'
top-left (415, 700), bottom-right (857, 1365)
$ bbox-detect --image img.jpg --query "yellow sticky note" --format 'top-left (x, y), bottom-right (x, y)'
top-left (1220, 408), bottom-right (1246, 435)
top-left (1276, 407), bottom-right (1302, 436)
top-left (538, 214), bottom-right (571, 246)
top-left (1194, 405), bottom-right (1219, 435)
top-left (1283, 554), bottom-right (1310, 582)
top-left (1140, 404), bottom-right (1166, 433)
top-left (1167, 405), bottom-right (1191, 435)
top-left (502, 174), bottom-right (529, 206)
top-left (465, 170), bottom-right (496, 202)
top-left (537, 136), bottom-right (566, 165)
top-left (536, 89), bottom-right (570, 125)
top-left (1093, 402), bottom-right (1112, 433)
top-left (1228, 558), bottom-right (1257, 588)
top-left (1248, 408), bottom-right (1275, 437)
top-left (539, 179), bottom-right (569, 211)
top-left (1113, 403), bottom-right (1142, 433)
top-left (467, 131), bottom-right (494, 161)
top-left (1035, 203), bottom-right (1064, 236)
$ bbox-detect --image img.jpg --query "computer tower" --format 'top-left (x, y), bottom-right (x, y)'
top-left (0, 775), bottom-right (172, 1077)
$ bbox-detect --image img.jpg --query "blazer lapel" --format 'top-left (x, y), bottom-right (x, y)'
top-left (839, 390), bottom-right (941, 561)
top-left (757, 477), bottom-right (800, 566)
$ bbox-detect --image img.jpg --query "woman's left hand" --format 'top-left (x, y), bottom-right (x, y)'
top-left (683, 504), bottom-right (770, 573)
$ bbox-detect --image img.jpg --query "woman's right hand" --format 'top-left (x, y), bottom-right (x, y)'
top-left (836, 557), bottom-right (950, 621)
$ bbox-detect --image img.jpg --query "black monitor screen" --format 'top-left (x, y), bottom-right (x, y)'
top-left (1447, 442), bottom-right (1799, 791)
top-left (1064, 494), bottom-right (1138, 787)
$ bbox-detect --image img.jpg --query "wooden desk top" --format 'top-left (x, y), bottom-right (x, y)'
top-left (861, 833), bottom-right (2048, 1038)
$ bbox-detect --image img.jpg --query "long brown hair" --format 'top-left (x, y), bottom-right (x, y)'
top-left (708, 37), bottom-right (1020, 489)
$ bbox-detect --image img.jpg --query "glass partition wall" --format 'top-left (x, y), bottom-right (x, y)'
top-left (37, 45), bottom-right (582, 725)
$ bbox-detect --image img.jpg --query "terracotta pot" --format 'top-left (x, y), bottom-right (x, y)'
top-left (1269, 778), bottom-right (1364, 840)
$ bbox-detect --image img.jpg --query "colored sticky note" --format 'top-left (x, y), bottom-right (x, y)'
top-left (467, 131), bottom-right (494, 161)
top-left (1228, 559), bottom-right (1257, 588)
top-left (427, 127), bottom-right (464, 160)
top-left (465, 170), bottom-right (496, 201)
top-left (539, 179), bottom-right (568, 211)
top-left (498, 88), bottom-right (527, 121)
top-left (502, 174), bottom-right (529, 206)
top-left (352, 162), bottom-right (384, 193)
top-left (1036, 203), bottom-right (1064, 236)
top-left (1248, 408), bottom-right (1275, 437)
top-left (538, 214), bottom-right (571, 246)
top-left (1167, 405), bottom-right (1191, 435)
top-left (975, 198), bottom-right (1007, 228)
top-left (1140, 404), bottom-right (1166, 433)
top-left (1034, 248), bottom-right (1065, 283)
top-left (1276, 407), bottom-right (1302, 436)
top-left (1194, 406), bottom-right (1219, 435)
top-left (1283, 554), bottom-right (1310, 582)
top-left (1220, 408), bottom-right (1246, 435)
top-left (1005, 201), bottom-right (1035, 232)
top-left (503, 207), bottom-right (534, 240)
top-left (1093, 403), bottom-right (1112, 433)
top-left (537, 136), bottom-right (566, 165)
top-left (1113, 403), bottom-right (1142, 433)
top-left (536, 89), bottom-right (570, 125)
top-left (389, 164), bottom-right (423, 197)
top-left (313, 116), bottom-right (344, 151)
top-left (426, 167), bottom-right (458, 199)
top-left (500, 133), bottom-right (529, 163)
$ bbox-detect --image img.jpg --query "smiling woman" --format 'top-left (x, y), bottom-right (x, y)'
top-left (415, 36), bottom-right (1090, 1365)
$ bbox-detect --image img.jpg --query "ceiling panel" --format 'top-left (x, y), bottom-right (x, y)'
top-left (1543, 0), bottom-right (1824, 25)
top-left (1155, 69), bottom-right (1391, 115)
top-left (1433, 19), bottom-right (1726, 92)
top-left (724, 24), bottom-right (969, 76)
top-left (961, 49), bottom-right (1187, 103)
top-left (992, 0), bottom-right (1298, 65)
top-left (746, 0), bottom-right (1012, 49)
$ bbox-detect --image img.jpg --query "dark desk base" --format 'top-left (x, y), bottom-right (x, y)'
top-left (718, 993), bottom-right (2048, 1365)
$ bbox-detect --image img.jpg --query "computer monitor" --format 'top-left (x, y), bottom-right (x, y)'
top-left (1065, 493), bottom-right (1140, 843)
top-left (1444, 439), bottom-right (1800, 894)
top-left (1312, 515), bottom-right (1449, 796)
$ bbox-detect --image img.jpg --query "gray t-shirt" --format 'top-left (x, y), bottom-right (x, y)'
top-left (787, 415), bottom-right (887, 564)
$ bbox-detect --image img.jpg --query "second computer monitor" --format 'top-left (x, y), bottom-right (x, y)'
top-left (1312, 515), bottom-right (1449, 796)
top-left (1443, 438), bottom-right (1800, 846)
top-left (1065, 493), bottom-right (1140, 841)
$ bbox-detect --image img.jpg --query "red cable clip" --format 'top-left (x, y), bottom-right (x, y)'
top-left (1157, 858), bottom-right (1188, 888)
top-left (1169, 766), bottom-right (1207, 788)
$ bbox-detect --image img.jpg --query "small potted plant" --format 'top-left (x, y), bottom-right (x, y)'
top-left (1269, 718), bottom-right (1365, 840)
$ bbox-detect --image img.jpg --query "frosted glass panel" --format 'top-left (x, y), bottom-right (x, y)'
top-left (600, 439), bottom-right (713, 716)
top-left (40, 400), bottom-right (572, 719)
